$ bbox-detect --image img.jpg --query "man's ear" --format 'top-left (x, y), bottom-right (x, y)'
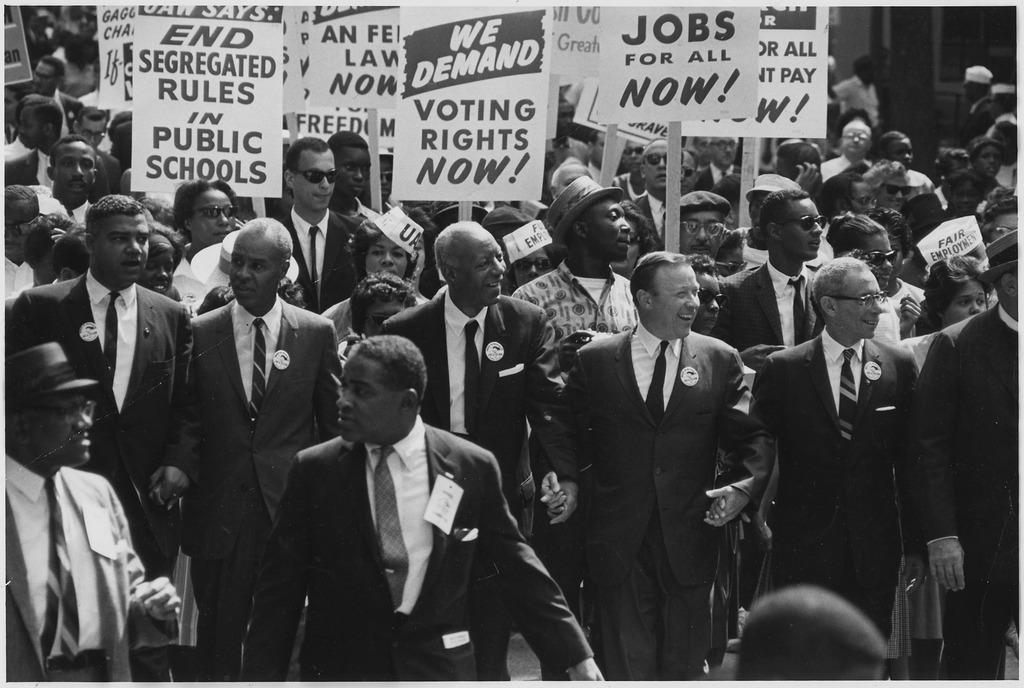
top-left (766, 221), bottom-right (781, 242)
top-left (400, 389), bottom-right (419, 412)
top-left (635, 288), bottom-right (652, 312)
top-left (284, 168), bottom-right (295, 193)
top-left (572, 219), bottom-right (587, 241)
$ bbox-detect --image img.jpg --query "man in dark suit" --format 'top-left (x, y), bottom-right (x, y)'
top-left (693, 137), bottom-right (737, 192)
top-left (566, 251), bottom-right (773, 679)
top-left (908, 230), bottom-right (1018, 679)
top-left (179, 218), bottom-right (341, 680)
top-left (280, 136), bottom-right (359, 313)
top-left (7, 196), bottom-right (192, 679)
top-left (73, 106), bottom-right (122, 195)
top-left (241, 335), bottom-right (601, 681)
top-left (383, 221), bottom-right (578, 679)
top-left (32, 55), bottom-right (83, 134)
top-left (634, 139), bottom-right (699, 242)
top-left (6, 343), bottom-right (180, 681)
top-left (713, 189), bottom-right (824, 372)
top-left (752, 256), bottom-right (920, 636)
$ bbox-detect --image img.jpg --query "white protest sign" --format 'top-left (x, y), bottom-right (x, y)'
top-left (374, 206), bottom-right (423, 254)
top-left (597, 8), bottom-right (760, 123)
top-left (307, 7), bottom-right (400, 109)
top-left (282, 5), bottom-right (309, 111)
top-left (574, 78), bottom-right (670, 144)
top-left (294, 107), bottom-right (396, 149)
top-left (550, 6), bottom-right (600, 78)
top-left (677, 6), bottom-right (830, 137)
top-left (917, 216), bottom-right (984, 267)
top-left (132, 6), bottom-right (284, 196)
top-left (504, 220), bottom-right (551, 263)
top-left (395, 8), bottom-right (551, 202)
top-left (97, 6), bottom-right (134, 107)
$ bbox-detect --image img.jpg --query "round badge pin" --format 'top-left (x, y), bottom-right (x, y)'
top-left (485, 342), bottom-right (504, 362)
top-left (680, 366), bottom-right (699, 387)
top-left (79, 322), bottom-right (99, 342)
top-left (864, 361), bottom-right (881, 381)
top-left (273, 350), bottom-right (290, 370)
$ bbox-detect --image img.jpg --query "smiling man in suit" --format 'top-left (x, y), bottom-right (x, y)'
top-left (179, 218), bottom-right (341, 681)
top-left (241, 335), bottom-right (599, 681)
top-left (566, 251), bottom-right (772, 680)
top-left (382, 221), bottom-right (578, 679)
top-left (752, 256), bottom-right (920, 637)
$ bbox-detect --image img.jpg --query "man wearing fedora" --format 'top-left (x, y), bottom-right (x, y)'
top-left (6, 343), bottom-right (181, 681)
top-left (908, 230), bottom-right (1018, 679)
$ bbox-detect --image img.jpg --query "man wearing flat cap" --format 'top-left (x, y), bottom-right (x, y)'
top-left (6, 343), bottom-right (180, 681)
top-left (908, 230), bottom-right (1019, 679)
top-left (678, 190), bottom-right (731, 258)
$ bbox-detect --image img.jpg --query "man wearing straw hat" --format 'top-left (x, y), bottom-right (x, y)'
top-left (908, 230), bottom-right (1018, 679)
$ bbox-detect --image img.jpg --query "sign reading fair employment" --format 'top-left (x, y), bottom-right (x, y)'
top-left (98, 6), bottom-right (134, 108)
top-left (4, 7), bottom-right (32, 84)
top-left (679, 7), bottom-right (829, 137)
top-left (132, 6), bottom-right (284, 196)
top-left (550, 6), bottom-right (600, 78)
top-left (597, 8), bottom-right (760, 123)
top-left (396, 8), bottom-right (551, 201)
top-left (307, 7), bottom-right (400, 109)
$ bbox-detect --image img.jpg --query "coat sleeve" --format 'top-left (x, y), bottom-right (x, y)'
top-left (313, 320), bottom-right (343, 441)
top-left (523, 309), bottom-right (578, 482)
top-left (160, 305), bottom-right (198, 476)
top-left (716, 348), bottom-right (774, 508)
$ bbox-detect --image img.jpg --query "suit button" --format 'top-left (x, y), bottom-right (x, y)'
top-left (655, 468), bottom-right (662, 475)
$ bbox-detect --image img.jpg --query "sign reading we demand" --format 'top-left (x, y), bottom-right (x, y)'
top-left (132, 6), bottom-right (283, 196)
top-left (394, 8), bottom-right (551, 202)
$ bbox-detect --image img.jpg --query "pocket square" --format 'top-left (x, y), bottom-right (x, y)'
top-left (498, 363), bottom-right (524, 378)
top-left (453, 527), bottom-right (479, 542)
top-left (875, 406), bottom-right (896, 412)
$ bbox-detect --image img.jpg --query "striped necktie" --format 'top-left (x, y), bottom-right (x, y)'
top-left (373, 446), bottom-right (408, 609)
top-left (838, 348), bottom-right (857, 441)
top-left (250, 317), bottom-right (266, 420)
top-left (41, 477), bottom-right (79, 659)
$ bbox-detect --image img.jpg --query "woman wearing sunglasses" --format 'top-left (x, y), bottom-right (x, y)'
top-left (171, 179), bottom-right (241, 310)
top-left (689, 254), bottom-right (728, 336)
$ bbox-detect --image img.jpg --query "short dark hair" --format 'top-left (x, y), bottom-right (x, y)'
top-left (197, 286), bottom-right (235, 315)
top-left (85, 195), bottom-right (146, 237)
top-left (37, 55), bottom-right (65, 79)
top-left (348, 335), bottom-right (428, 401)
top-left (967, 135), bottom-right (1005, 161)
top-left (689, 253), bottom-right (719, 278)
top-left (351, 218), bottom-right (418, 280)
top-left (775, 141), bottom-right (821, 180)
top-left (23, 215), bottom-right (72, 265)
top-left (285, 136), bottom-right (331, 171)
top-left (835, 107), bottom-right (873, 137)
top-left (350, 272), bottom-right (416, 335)
top-left (924, 255), bottom-right (990, 328)
top-left (711, 173), bottom-right (741, 210)
top-left (620, 199), bottom-right (663, 256)
top-left (15, 94), bottom-right (63, 133)
top-left (878, 130), bottom-right (910, 159)
top-left (148, 222), bottom-right (186, 271)
top-left (825, 213), bottom-right (887, 254)
top-left (717, 228), bottom-right (744, 258)
top-left (52, 228), bottom-right (89, 276)
top-left (630, 251), bottom-right (691, 302)
top-left (935, 147), bottom-right (970, 178)
top-left (867, 206), bottom-right (912, 254)
top-left (77, 106), bottom-right (109, 125)
top-left (327, 131), bottom-right (369, 155)
top-left (172, 179), bottom-right (239, 236)
top-left (49, 133), bottom-right (95, 161)
top-left (818, 173), bottom-right (865, 218)
top-left (941, 168), bottom-right (986, 197)
top-left (759, 189), bottom-right (811, 234)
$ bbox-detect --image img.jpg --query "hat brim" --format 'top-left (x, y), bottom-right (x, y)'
top-left (980, 259), bottom-right (1017, 284)
top-left (17, 378), bottom-right (99, 409)
top-left (553, 187), bottom-right (624, 245)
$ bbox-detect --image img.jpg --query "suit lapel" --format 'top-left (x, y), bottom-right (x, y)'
top-left (6, 500), bottom-right (45, 674)
top-left (263, 304), bottom-right (296, 402)
top-left (212, 307), bottom-right (248, 409)
top-left (352, 444), bottom-right (386, 572)
top-left (477, 303), bottom-right (506, 413)
top-left (415, 431), bottom-right (455, 605)
top-left (754, 265), bottom-right (785, 345)
top-left (284, 216), bottom-right (316, 309)
top-left (425, 298), bottom-right (452, 429)
top-left (613, 332), bottom-right (655, 425)
top-left (321, 214), bottom-right (345, 284)
top-left (854, 340), bottom-right (880, 427)
top-left (63, 279), bottom-right (117, 405)
top-left (662, 337), bottom-right (692, 420)
top-left (807, 337), bottom-right (841, 432)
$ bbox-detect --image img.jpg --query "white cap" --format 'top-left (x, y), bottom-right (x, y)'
top-left (373, 207), bottom-right (423, 255)
top-left (192, 230), bottom-right (300, 287)
top-left (503, 221), bottom-right (552, 263)
top-left (964, 66), bottom-right (993, 85)
top-left (916, 216), bottom-right (984, 267)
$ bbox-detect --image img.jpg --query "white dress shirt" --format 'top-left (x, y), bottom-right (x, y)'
top-left (6, 458), bottom-right (102, 651)
top-left (364, 417), bottom-right (432, 614)
top-left (291, 207), bottom-right (330, 299)
top-left (645, 192), bottom-right (665, 234)
top-left (766, 259), bottom-right (811, 348)
top-left (821, 329), bottom-right (864, 412)
top-left (443, 294), bottom-right (486, 434)
top-left (86, 271), bottom-right (137, 410)
top-left (631, 321), bottom-right (681, 409)
top-left (231, 298), bottom-right (282, 403)
top-left (70, 200), bottom-right (90, 224)
top-left (37, 149), bottom-right (52, 189)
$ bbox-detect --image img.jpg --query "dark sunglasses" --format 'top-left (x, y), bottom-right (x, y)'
top-left (884, 184), bottom-right (912, 196)
top-left (861, 249), bottom-right (899, 267)
top-left (514, 257), bottom-right (552, 271)
top-left (293, 168), bottom-right (338, 184)
top-left (779, 215), bottom-right (826, 231)
top-left (624, 146), bottom-right (645, 155)
top-left (715, 260), bottom-right (747, 276)
top-left (697, 288), bottom-right (728, 307)
top-left (194, 205), bottom-right (237, 219)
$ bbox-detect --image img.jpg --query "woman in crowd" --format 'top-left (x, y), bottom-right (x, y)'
top-left (941, 168), bottom-right (987, 221)
top-left (967, 135), bottom-right (1006, 200)
top-left (867, 207), bottom-right (925, 338)
top-left (714, 228), bottom-right (747, 278)
top-left (877, 131), bottom-right (935, 197)
top-left (141, 223), bottom-right (186, 300)
top-left (338, 271), bottom-right (418, 363)
top-left (612, 199), bottom-right (661, 279)
top-left (171, 179), bottom-right (241, 311)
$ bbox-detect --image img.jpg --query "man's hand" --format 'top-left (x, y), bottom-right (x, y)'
top-left (148, 466), bottom-right (189, 508)
top-left (927, 538), bottom-right (965, 591)
top-left (795, 162), bottom-right (821, 193)
top-left (567, 657), bottom-right (603, 680)
top-left (704, 485), bottom-right (750, 526)
top-left (539, 472), bottom-right (578, 524)
top-left (898, 296), bottom-right (922, 338)
top-left (136, 577), bottom-right (181, 621)
top-left (739, 344), bottom-right (785, 373)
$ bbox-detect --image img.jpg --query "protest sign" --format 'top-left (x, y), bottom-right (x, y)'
top-left (550, 6), bottom-right (600, 78)
top-left (374, 206), bottom-right (424, 254)
top-left (294, 107), bottom-right (396, 149)
top-left (97, 6), bottom-right (134, 108)
top-left (504, 220), bottom-right (551, 263)
top-left (282, 5), bottom-right (309, 110)
top-left (395, 7), bottom-right (551, 201)
top-left (574, 78), bottom-right (670, 144)
top-left (4, 7), bottom-right (31, 84)
top-left (132, 6), bottom-right (284, 196)
top-left (918, 216), bottom-right (984, 267)
top-left (306, 7), bottom-right (400, 109)
top-left (596, 8), bottom-right (760, 123)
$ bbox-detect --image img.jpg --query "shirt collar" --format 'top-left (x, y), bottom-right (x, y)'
top-left (6, 455), bottom-right (46, 501)
top-left (821, 328), bottom-right (864, 363)
top-left (367, 416), bottom-right (426, 472)
top-left (998, 304), bottom-right (1018, 331)
top-left (443, 292), bottom-right (487, 333)
top-left (290, 207), bottom-right (330, 234)
top-left (232, 296), bottom-right (283, 332)
top-left (85, 269), bottom-right (138, 307)
top-left (635, 320), bottom-right (682, 359)
top-left (765, 258), bottom-right (809, 294)
top-left (646, 192), bottom-right (664, 215)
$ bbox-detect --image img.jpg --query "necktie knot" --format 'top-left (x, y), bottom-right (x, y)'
top-left (843, 348), bottom-right (855, 364)
top-left (108, 291), bottom-right (120, 303)
top-left (465, 320), bottom-right (478, 338)
top-left (309, 225), bottom-right (319, 239)
top-left (253, 317), bottom-right (264, 331)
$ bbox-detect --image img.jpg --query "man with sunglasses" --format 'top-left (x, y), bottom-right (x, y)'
top-left (694, 137), bottom-right (738, 192)
top-left (751, 256), bottom-right (920, 640)
top-left (612, 142), bottom-right (647, 201)
top-left (636, 139), bottom-right (699, 241)
top-left (5, 185), bottom-right (42, 294)
top-left (282, 137), bottom-right (360, 313)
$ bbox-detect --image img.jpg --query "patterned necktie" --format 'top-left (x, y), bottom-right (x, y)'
top-left (373, 446), bottom-right (408, 610)
top-left (250, 317), bottom-right (266, 419)
top-left (790, 276), bottom-right (806, 345)
top-left (308, 225), bottom-right (320, 300)
top-left (464, 320), bottom-right (480, 436)
top-left (104, 291), bottom-right (120, 372)
top-left (838, 348), bottom-right (857, 441)
top-left (646, 341), bottom-right (669, 424)
top-left (41, 477), bottom-right (79, 659)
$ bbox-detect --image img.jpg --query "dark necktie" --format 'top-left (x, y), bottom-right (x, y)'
top-left (250, 317), bottom-right (266, 420)
top-left (104, 291), bottom-right (119, 372)
top-left (464, 320), bottom-right (480, 436)
top-left (646, 341), bottom-right (669, 424)
top-left (41, 478), bottom-right (79, 659)
top-left (838, 348), bottom-right (857, 441)
top-left (308, 225), bottom-right (320, 300)
top-left (373, 446), bottom-right (408, 610)
top-left (790, 275), bottom-right (806, 345)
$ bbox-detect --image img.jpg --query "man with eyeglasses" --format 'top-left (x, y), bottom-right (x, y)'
top-left (6, 342), bottom-right (182, 681)
top-left (714, 189), bottom-right (823, 373)
top-left (281, 136), bottom-right (359, 313)
top-left (678, 190), bottom-right (731, 258)
top-left (636, 139), bottom-right (699, 241)
top-left (821, 117), bottom-right (874, 182)
top-left (694, 137), bottom-right (738, 192)
top-left (327, 130), bottom-right (381, 221)
top-left (751, 256), bottom-right (921, 640)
